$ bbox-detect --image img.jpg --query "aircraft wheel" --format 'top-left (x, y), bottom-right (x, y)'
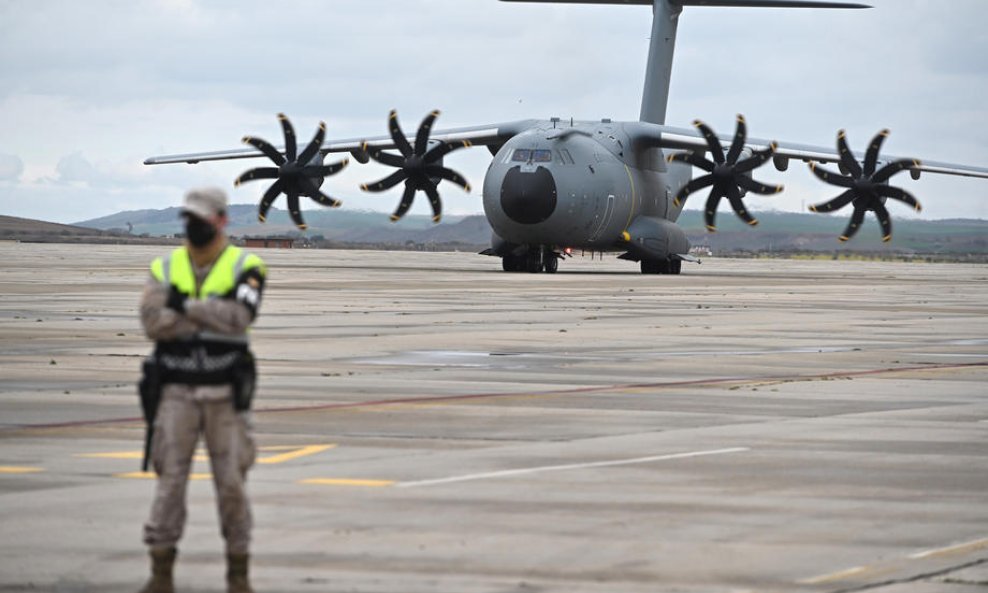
top-left (502, 255), bottom-right (521, 272)
top-left (525, 253), bottom-right (543, 273)
top-left (641, 259), bottom-right (669, 274)
top-left (669, 259), bottom-right (682, 275)
top-left (544, 255), bottom-right (559, 274)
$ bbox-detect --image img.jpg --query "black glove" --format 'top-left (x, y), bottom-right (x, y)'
top-left (165, 287), bottom-right (188, 314)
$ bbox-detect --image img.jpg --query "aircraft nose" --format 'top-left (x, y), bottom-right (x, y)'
top-left (500, 165), bottom-right (558, 225)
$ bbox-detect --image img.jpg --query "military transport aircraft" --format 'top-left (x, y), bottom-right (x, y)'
top-left (144, 0), bottom-right (988, 275)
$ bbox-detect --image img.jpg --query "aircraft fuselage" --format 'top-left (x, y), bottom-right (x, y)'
top-left (482, 121), bottom-right (691, 253)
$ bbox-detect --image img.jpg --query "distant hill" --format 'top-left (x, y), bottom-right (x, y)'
top-left (0, 214), bottom-right (176, 245)
top-left (75, 205), bottom-right (489, 249)
top-left (72, 206), bottom-right (988, 256)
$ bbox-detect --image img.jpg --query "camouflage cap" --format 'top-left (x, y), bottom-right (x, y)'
top-left (181, 187), bottom-right (228, 220)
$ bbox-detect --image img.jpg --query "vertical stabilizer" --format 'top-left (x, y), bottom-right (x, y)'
top-left (640, 0), bottom-right (681, 125)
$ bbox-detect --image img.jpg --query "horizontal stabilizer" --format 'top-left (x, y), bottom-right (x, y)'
top-left (501, 0), bottom-right (870, 7)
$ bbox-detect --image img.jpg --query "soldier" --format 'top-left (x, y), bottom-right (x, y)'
top-left (138, 187), bottom-right (266, 593)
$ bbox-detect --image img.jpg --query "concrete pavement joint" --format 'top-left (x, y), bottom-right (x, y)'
top-left (5, 361), bottom-right (987, 433)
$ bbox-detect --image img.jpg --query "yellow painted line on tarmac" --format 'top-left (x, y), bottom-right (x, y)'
top-left (78, 451), bottom-right (143, 460)
top-left (909, 537), bottom-right (988, 559)
top-left (115, 471), bottom-right (213, 480)
top-left (257, 444), bottom-right (335, 465)
top-left (79, 450), bottom-right (210, 462)
top-left (298, 478), bottom-right (395, 488)
top-left (0, 466), bottom-right (44, 474)
top-left (797, 565), bottom-right (871, 585)
top-left (80, 444), bottom-right (335, 466)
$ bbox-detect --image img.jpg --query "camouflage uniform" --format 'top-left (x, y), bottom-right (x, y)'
top-left (139, 248), bottom-right (264, 555)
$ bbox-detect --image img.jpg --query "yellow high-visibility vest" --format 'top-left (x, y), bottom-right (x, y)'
top-left (151, 245), bottom-right (265, 300)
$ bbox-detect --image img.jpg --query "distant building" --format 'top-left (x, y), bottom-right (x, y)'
top-left (242, 236), bottom-right (294, 249)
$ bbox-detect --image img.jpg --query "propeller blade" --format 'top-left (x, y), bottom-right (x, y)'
top-left (414, 110), bottom-right (440, 157)
top-left (361, 143), bottom-right (406, 168)
top-left (242, 136), bottom-right (285, 165)
top-left (673, 174), bottom-right (715, 208)
top-left (285, 191), bottom-right (306, 230)
top-left (809, 163), bottom-right (855, 188)
top-left (836, 130), bottom-right (863, 179)
top-left (863, 129), bottom-right (889, 177)
top-left (388, 110), bottom-right (413, 158)
top-left (667, 151), bottom-right (715, 172)
top-left (874, 184), bottom-right (922, 212)
top-left (424, 139), bottom-right (472, 163)
top-left (423, 181), bottom-right (442, 222)
top-left (734, 144), bottom-right (777, 174)
top-left (296, 121), bottom-right (326, 166)
top-left (693, 120), bottom-right (725, 164)
top-left (873, 200), bottom-right (893, 242)
top-left (725, 183), bottom-right (758, 226)
top-left (872, 159), bottom-right (920, 184)
top-left (703, 185), bottom-right (726, 231)
top-left (298, 177), bottom-right (342, 208)
top-left (234, 167), bottom-right (280, 186)
top-left (390, 183), bottom-right (417, 222)
top-left (361, 169), bottom-right (409, 193)
top-left (302, 159), bottom-right (349, 178)
top-left (839, 206), bottom-right (867, 242)
top-left (257, 179), bottom-right (284, 223)
top-left (736, 175), bottom-right (784, 195)
top-left (726, 114), bottom-right (747, 164)
top-left (278, 113), bottom-right (297, 161)
top-left (808, 189), bottom-right (855, 213)
top-left (422, 166), bottom-right (471, 192)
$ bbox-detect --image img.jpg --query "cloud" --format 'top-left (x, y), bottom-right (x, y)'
top-left (0, 153), bottom-right (23, 182)
top-left (54, 152), bottom-right (99, 185)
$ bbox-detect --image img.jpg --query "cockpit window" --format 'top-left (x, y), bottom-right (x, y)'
top-left (511, 148), bottom-right (553, 163)
top-left (511, 149), bottom-right (531, 162)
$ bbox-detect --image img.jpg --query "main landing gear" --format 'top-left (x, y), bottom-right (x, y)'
top-left (502, 246), bottom-right (560, 274)
top-left (640, 258), bottom-right (682, 275)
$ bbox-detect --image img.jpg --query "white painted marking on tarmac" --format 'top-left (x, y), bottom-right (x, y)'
top-left (797, 565), bottom-right (870, 585)
top-left (397, 447), bottom-right (749, 488)
top-left (909, 537), bottom-right (988, 559)
top-left (903, 353), bottom-right (988, 358)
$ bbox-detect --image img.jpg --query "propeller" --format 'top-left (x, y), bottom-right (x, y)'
top-left (235, 113), bottom-right (348, 230)
top-left (808, 129), bottom-right (922, 242)
top-left (360, 109), bottom-right (472, 223)
top-left (667, 115), bottom-right (783, 231)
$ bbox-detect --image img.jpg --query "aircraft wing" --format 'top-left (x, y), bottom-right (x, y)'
top-left (143, 119), bottom-right (537, 165)
top-left (649, 122), bottom-right (988, 180)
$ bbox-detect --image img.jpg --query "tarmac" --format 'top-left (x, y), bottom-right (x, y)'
top-left (1, 242), bottom-right (986, 593)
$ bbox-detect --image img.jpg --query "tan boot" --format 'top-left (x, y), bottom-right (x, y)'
top-left (226, 552), bottom-right (254, 593)
top-left (138, 547), bottom-right (176, 593)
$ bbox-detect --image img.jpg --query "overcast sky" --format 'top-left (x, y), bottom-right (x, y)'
top-left (1, 0), bottom-right (986, 225)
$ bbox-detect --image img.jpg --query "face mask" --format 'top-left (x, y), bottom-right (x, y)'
top-left (184, 215), bottom-right (217, 247)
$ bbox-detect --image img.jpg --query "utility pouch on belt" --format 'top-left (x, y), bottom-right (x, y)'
top-left (231, 351), bottom-right (257, 412)
top-left (138, 354), bottom-right (163, 471)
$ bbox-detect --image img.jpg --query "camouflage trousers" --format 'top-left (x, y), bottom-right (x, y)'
top-left (143, 383), bottom-right (256, 554)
